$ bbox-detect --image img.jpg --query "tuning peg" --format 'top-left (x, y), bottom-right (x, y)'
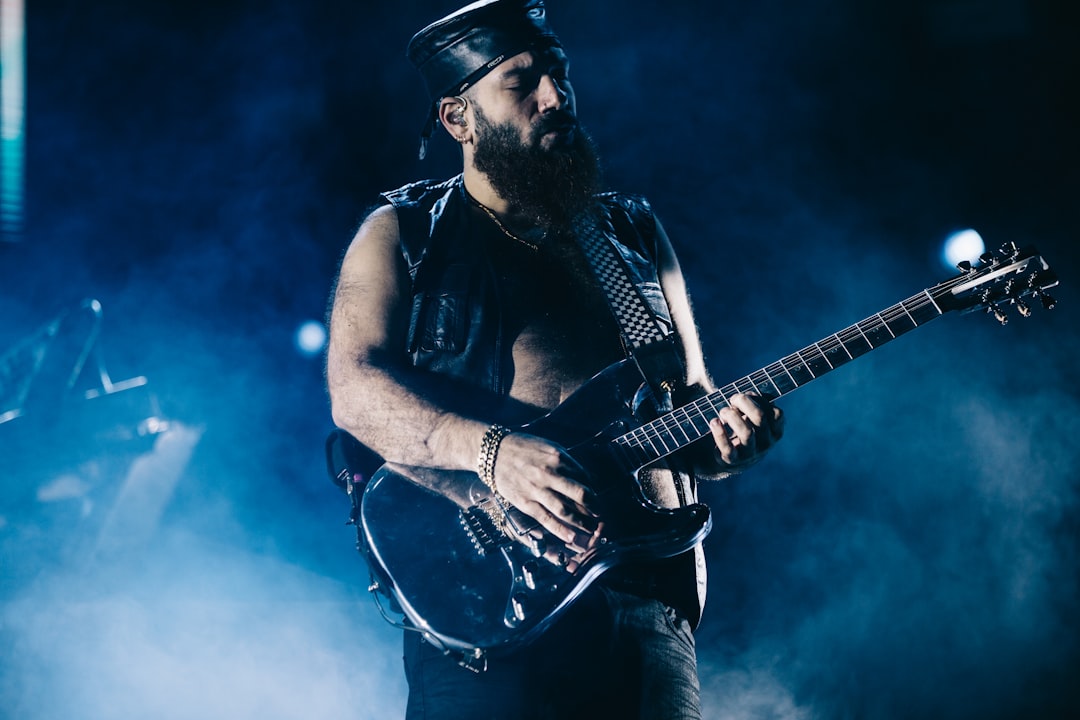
top-left (956, 260), bottom-right (973, 273)
top-left (986, 305), bottom-right (1009, 325)
top-left (979, 251), bottom-right (996, 265)
top-left (1035, 290), bottom-right (1057, 311)
top-left (998, 241), bottom-right (1019, 258)
top-left (1014, 299), bottom-right (1032, 318)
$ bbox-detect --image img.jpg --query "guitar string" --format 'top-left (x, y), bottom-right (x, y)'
top-left (617, 283), bottom-right (960, 456)
top-left (624, 256), bottom-right (1042, 456)
top-left (624, 294), bottom-right (934, 454)
top-left (621, 257), bottom-right (1018, 455)
top-left (652, 249), bottom-right (1046, 454)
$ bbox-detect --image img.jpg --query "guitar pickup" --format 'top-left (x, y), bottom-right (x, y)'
top-left (511, 592), bottom-right (529, 623)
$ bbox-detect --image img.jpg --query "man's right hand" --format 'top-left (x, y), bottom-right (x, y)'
top-left (490, 432), bottom-right (600, 553)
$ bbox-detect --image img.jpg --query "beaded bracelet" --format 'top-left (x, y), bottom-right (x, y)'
top-left (477, 423), bottom-right (512, 494)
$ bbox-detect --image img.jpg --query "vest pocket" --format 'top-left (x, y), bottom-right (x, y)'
top-left (415, 263), bottom-right (471, 353)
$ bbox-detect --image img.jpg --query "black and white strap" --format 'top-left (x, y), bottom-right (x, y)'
top-left (576, 217), bottom-right (684, 396)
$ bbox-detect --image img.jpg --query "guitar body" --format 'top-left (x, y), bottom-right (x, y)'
top-left (360, 359), bottom-right (712, 655)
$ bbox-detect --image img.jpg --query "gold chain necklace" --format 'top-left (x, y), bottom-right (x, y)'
top-left (467, 195), bottom-right (541, 252)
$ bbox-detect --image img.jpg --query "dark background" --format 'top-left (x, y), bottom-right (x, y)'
top-left (1, 1), bottom-right (1078, 717)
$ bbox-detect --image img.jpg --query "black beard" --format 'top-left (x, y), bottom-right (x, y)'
top-left (471, 106), bottom-right (603, 235)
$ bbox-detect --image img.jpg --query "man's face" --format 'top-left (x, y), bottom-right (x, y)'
top-left (469, 47), bottom-right (577, 152)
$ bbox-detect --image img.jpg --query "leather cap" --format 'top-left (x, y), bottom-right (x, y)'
top-left (407, 0), bottom-right (562, 100)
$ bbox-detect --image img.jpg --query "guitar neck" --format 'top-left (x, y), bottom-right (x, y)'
top-left (612, 287), bottom-right (950, 468)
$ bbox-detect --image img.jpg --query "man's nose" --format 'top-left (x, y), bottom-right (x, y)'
top-left (536, 74), bottom-right (567, 114)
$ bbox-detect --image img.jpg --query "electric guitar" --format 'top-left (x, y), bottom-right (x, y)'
top-left (348, 243), bottom-right (1057, 664)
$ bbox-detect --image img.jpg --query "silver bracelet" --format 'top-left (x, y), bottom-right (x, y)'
top-left (477, 423), bottom-right (511, 493)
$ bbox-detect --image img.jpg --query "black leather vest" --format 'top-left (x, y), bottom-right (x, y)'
top-left (381, 175), bottom-right (673, 399)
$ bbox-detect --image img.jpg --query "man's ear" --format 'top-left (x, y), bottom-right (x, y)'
top-left (438, 95), bottom-right (470, 136)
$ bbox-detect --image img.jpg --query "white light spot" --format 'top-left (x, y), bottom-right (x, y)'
top-left (295, 320), bottom-right (327, 356)
top-left (942, 228), bottom-right (986, 270)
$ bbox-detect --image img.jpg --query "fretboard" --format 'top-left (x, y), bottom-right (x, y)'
top-left (611, 288), bottom-right (947, 469)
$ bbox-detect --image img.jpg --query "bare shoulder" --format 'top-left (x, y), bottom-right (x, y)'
top-left (358, 203), bottom-right (399, 239)
top-left (328, 203), bottom-right (412, 356)
top-left (341, 205), bottom-right (401, 269)
top-left (333, 205), bottom-right (406, 296)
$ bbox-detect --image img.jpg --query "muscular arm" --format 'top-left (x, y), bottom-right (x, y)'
top-left (327, 205), bottom-right (486, 473)
top-left (653, 219), bottom-right (784, 476)
top-left (326, 206), bottom-right (597, 548)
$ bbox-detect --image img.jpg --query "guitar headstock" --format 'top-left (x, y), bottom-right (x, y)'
top-left (937, 242), bottom-right (1058, 324)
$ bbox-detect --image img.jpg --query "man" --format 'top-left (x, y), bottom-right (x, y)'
top-left (326, 1), bottom-right (783, 717)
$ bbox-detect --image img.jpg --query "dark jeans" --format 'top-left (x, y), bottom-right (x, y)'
top-left (403, 586), bottom-right (701, 720)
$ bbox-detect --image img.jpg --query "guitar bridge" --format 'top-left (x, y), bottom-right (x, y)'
top-left (459, 500), bottom-right (511, 555)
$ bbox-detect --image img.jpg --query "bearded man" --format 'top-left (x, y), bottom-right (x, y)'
top-left (325, 2), bottom-right (784, 718)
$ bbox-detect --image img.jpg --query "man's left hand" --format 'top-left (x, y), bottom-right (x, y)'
top-left (708, 393), bottom-right (784, 468)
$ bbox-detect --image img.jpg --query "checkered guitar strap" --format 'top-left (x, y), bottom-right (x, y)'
top-left (575, 215), bottom-right (685, 402)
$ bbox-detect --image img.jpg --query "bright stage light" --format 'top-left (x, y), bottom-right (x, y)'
top-left (942, 228), bottom-right (985, 270)
top-left (1, 0), bottom-right (26, 238)
top-left (295, 320), bottom-right (327, 357)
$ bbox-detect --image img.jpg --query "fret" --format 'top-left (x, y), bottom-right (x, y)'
top-left (885, 305), bottom-right (918, 335)
top-left (833, 333), bottom-right (853, 359)
top-left (656, 411), bottom-right (689, 447)
top-left (749, 371), bottom-right (782, 398)
top-left (715, 388), bottom-right (734, 407)
top-left (654, 429), bottom-right (674, 454)
top-left (626, 427), bottom-right (653, 455)
top-left (781, 355), bottom-right (815, 387)
top-left (897, 300), bottom-right (918, 326)
top-left (794, 350), bottom-right (818, 379)
top-left (796, 348), bottom-right (827, 378)
top-left (733, 377), bottom-right (758, 396)
top-left (876, 313), bottom-right (896, 338)
top-left (804, 346), bottom-right (834, 376)
top-left (906, 298), bottom-right (941, 325)
top-left (764, 365), bottom-right (798, 395)
top-left (822, 336), bottom-right (853, 368)
top-left (660, 407), bottom-right (709, 450)
top-left (669, 412), bottom-right (694, 444)
top-left (691, 394), bottom-right (727, 431)
top-left (922, 289), bottom-right (943, 314)
top-left (682, 404), bottom-right (713, 436)
top-left (641, 428), bottom-right (666, 457)
top-left (853, 320), bottom-right (874, 348)
top-left (858, 318), bottom-right (894, 348)
top-left (776, 359), bottom-right (800, 390)
top-left (837, 328), bottom-right (873, 358)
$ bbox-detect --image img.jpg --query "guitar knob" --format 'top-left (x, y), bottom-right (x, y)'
top-left (1014, 300), bottom-right (1032, 318)
top-left (1037, 291), bottom-right (1057, 310)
